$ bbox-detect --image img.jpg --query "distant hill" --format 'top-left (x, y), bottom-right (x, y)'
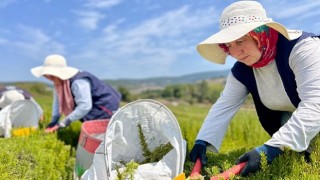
top-left (1, 70), bottom-right (230, 94)
top-left (105, 69), bottom-right (230, 93)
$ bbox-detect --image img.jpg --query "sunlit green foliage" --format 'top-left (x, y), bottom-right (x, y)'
top-left (2, 83), bottom-right (320, 179)
top-left (169, 104), bottom-right (320, 179)
top-left (137, 123), bottom-right (173, 164)
top-left (0, 132), bottom-right (75, 179)
top-left (115, 160), bottom-right (140, 180)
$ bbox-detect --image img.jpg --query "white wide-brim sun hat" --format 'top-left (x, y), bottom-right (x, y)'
top-left (31, 54), bottom-right (79, 80)
top-left (197, 1), bottom-right (303, 64)
top-left (0, 90), bottom-right (25, 108)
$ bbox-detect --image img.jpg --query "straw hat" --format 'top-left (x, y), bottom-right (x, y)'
top-left (31, 54), bottom-right (79, 80)
top-left (197, 1), bottom-right (302, 64)
top-left (0, 90), bottom-right (25, 108)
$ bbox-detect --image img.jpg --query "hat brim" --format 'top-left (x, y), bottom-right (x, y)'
top-left (0, 95), bottom-right (5, 108)
top-left (0, 90), bottom-right (25, 108)
top-left (197, 21), bottom-right (302, 64)
top-left (31, 66), bottom-right (79, 80)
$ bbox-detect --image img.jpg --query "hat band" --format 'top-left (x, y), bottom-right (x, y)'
top-left (220, 15), bottom-right (271, 29)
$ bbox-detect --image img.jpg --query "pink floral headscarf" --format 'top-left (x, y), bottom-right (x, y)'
top-left (219, 25), bottom-right (279, 68)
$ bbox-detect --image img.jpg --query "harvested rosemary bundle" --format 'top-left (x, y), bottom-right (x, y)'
top-left (115, 123), bottom-right (173, 179)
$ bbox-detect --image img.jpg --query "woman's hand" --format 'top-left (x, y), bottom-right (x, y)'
top-left (236, 144), bottom-right (283, 176)
top-left (189, 140), bottom-right (208, 166)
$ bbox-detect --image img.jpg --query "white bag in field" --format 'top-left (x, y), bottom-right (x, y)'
top-left (0, 100), bottom-right (41, 137)
top-left (82, 99), bottom-right (186, 180)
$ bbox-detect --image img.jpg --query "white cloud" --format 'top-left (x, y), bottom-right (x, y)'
top-left (84, 0), bottom-right (122, 9)
top-left (11, 25), bottom-right (65, 59)
top-left (0, 0), bottom-right (16, 7)
top-left (130, 0), bottom-right (161, 11)
top-left (0, 38), bottom-right (8, 44)
top-left (101, 5), bottom-right (216, 53)
top-left (75, 10), bottom-right (106, 30)
top-left (74, 0), bottom-right (120, 30)
top-left (282, 3), bottom-right (320, 19)
top-left (261, 0), bottom-right (320, 31)
top-left (71, 5), bottom-right (218, 78)
top-left (264, 1), bottom-right (320, 20)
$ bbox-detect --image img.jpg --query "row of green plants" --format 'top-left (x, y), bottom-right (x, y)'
top-left (1, 82), bottom-right (319, 179)
top-left (170, 104), bottom-right (320, 179)
top-left (0, 132), bottom-right (75, 179)
top-left (0, 82), bottom-right (81, 179)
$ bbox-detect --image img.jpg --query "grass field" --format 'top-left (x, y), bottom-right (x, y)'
top-left (1, 97), bottom-right (320, 179)
top-left (167, 103), bottom-right (269, 152)
top-left (167, 103), bottom-right (320, 179)
top-left (35, 99), bottom-right (320, 179)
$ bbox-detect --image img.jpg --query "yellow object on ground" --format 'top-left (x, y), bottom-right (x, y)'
top-left (173, 173), bottom-right (186, 180)
top-left (174, 173), bottom-right (204, 180)
top-left (12, 127), bottom-right (36, 137)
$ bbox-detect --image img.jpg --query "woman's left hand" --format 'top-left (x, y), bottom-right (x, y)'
top-left (58, 118), bottom-right (72, 128)
top-left (236, 144), bottom-right (283, 176)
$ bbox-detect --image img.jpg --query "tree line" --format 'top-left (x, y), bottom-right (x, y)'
top-left (118, 79), bottom-right (254, 107)
top-left (118, 80), bottom-right (225, 104)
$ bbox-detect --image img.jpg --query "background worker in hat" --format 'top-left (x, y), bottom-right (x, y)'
top-left (189, 0), bottom-right (320, 176)
top-left (31, 54), bottom-right (122, 132)
top-left (0, 86), bottom-right (44, 120)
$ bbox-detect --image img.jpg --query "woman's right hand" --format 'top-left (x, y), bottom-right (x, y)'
top-left (46, 115), bottom-right (60, 128)
top-left (189, 140), bottom-right (208, 166)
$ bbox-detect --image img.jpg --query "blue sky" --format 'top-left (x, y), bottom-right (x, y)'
top-left (0, 0), bottom-right (319, 82)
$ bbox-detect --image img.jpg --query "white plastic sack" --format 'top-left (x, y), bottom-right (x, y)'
top-left (82, 99), bottom-right (186, 180)
top-left (0, 100), bottom-right (41, 137)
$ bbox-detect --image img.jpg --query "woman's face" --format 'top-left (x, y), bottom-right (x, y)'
top-left (225, 35), bottom-right (262, 66)
top-left (44, 75), bottom-right (62, 85)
